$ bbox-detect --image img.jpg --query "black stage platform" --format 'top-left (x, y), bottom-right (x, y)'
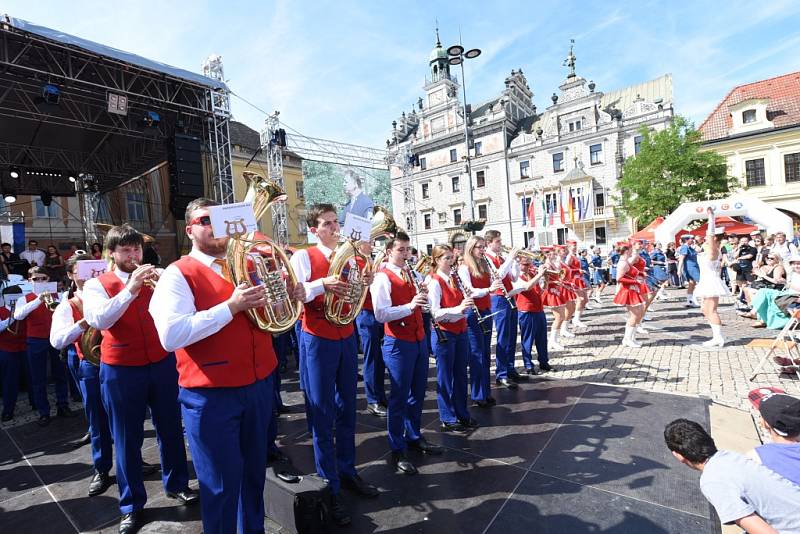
top-left (0, 368), bottom-right (721, 533)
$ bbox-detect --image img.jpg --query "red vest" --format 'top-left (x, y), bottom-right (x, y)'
top-left (430, 273), bottom-right (467, 334)
top-left (382, 267), bottom-right (425, 342)
top-left (68, 299), bottom-right (86, 360)
top-left (516, 275), bottom-right (544, 312)
top-left (356, 256), bottom-right (373, 312)
top-left (567, 255), bottom-right (582, 281)
top-left (301, 246), bottom-right (355, 340)
top-left (174, 256), bottom-right (276, 388)
top-left (469, 270), bottom-right (492, 311)
top-left (24, 293), bottom-right (53, 339)
top-left (97, 272), bottom-right (168, 366)
top-left (0, 306), bottom-right (27, 352)
top-left (488, 254), bottom-right (513, 296)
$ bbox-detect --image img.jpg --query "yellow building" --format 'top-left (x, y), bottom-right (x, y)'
top-left (700, 71), bottom-right (800, 231)
top-left (229, 121), bottom-right (307, 246)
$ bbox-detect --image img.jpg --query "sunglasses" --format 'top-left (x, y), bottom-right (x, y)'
top-left (189, 215), bottom-right (212, 226)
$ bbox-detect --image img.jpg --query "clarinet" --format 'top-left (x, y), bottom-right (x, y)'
top-left (484, 256), bottom-right (517, 310)
top-left (404, 260), bottom-right (447, 344)
top-left (451, 266), bottom-right (491, 335)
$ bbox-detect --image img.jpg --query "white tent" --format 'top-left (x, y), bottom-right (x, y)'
top-left (653, 194), bottom-right (793, 244)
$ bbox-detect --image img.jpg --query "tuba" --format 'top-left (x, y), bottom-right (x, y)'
top-left (369, 206), bottom-right (398, 268)
top-left (226, 171), bottom-right (302, 334)
top-left (79, 326), bottom-right (102, 367)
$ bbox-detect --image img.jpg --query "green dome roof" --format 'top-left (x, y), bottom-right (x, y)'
top-left (430, 44), bottom-right (447, 62)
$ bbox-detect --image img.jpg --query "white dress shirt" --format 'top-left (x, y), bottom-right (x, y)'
top-left (371, 262), bottom-right (417, 324)
top-left (426, 269), bottom-right (466, 323)
top-left (83, 268), bottom-right (138, 330)
top-left (148, 249), bottom-right (235, 353)
top-left (14, 293), bottom-right (44, 320)
top-left (50, 290), bottom-right (85, 350)
top-left (20, 248), bottom-right (46, 267)
top-left (289, 244), bottom-right (334, 304)
top-left (457, 264), bottom-right (490, 299)
top-left (485, 249), bottom-right (519, 281)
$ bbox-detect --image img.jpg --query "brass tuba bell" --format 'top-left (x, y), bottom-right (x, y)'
top-left (225, 171), bottom-right (302, 334)
top-left (79, 327), bottom-right (102, 367)
top-left (369, 206), bottom-right (399, 268)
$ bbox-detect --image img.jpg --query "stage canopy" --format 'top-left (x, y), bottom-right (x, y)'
top-left (629, 216), bottom-right (664, 242)
top-left (0, 15), bottom-right (231, 197)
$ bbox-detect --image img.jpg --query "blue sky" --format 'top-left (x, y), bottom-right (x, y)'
top-left (4, 0), bottom-right (800, 147)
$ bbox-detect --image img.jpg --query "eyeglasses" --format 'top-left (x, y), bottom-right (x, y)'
top-left (189, 215), bottom-right (212, 226)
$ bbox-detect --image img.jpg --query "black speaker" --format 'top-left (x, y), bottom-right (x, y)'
top-left (168, 134), bottom-right (204, 218)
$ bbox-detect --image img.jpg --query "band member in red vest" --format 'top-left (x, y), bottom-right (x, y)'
top-left (458, 236), bottom-right (503, 408)
top-left (565, 239), bottom-right (589, 329)
top-left (426, 244), bottom-right (478, 432)
top-left (0, 288), bottom-right (27, 422)
top-left (149, 199), bottom-right (292, 533)
top-left (14, 268), bottom-right (77, 426)
top-left (514, 255), bottom-right (552, 374)
top-left (84, 225), bottom-right (195, 534)
top-left (484, 230), bottom-right (524, 389)
top-left (289, 203), bottom-right (379, 526)
top-left (50, 253), bottom-right (115, 496)
top-left (356, 240), bottom-right (387, 417)
top-left (372, 232), bottom-right (443, 476)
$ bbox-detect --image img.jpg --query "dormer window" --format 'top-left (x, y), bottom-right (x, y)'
top-left (742, 109), bottom-right (757, 124)
top-left (568, 119), bottom-right (583, 132)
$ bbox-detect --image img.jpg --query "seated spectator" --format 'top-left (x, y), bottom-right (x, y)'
top-left (664, 418), bottom-right (800, 533)
top-left (744, 255), bottom-right (800, 329)
top-left (747, 388), bottom-right (800, 486)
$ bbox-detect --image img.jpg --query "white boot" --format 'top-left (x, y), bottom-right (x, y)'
top-left (572, 311), bottom-right (588, 328)
top-left (549, 328), bottom-right (564, 350)
top-left (643, 312), bottom-right (653, 321)
top-left (560, 323), bottom-right (576, 338)
top-left (701, 324), bottom-right (725, 348)
top-left (621, 326), bottom-right (641, 348)
top-left (593, 293), bottom-right (602, 303)
top-left (636, 323), bottom-right (649, 334)
top-left (656, 288), bottom-right (667, 301)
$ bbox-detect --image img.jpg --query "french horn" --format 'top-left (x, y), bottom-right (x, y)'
top-left (225, 171), bottom-right (302, 334)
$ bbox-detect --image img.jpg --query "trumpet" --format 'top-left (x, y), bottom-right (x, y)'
top-left (501, 245), bottom-right (543, 262)
top-left (404, 259), bottom-right (447, 344)
top-left (450, 266), bottom-right (491, 335)
top-left (131, 261), bottom-right (159, 288)
top-left (41, 291), bottom-right (59, 311)
top-left (6, 298), bottom-right (19, 335)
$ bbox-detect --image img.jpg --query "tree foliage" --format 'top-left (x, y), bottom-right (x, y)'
top-left (617, 116), bottom-right (737, 228)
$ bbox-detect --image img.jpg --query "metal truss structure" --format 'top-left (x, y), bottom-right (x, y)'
top-left (260, 112), bottom-right (289, 246)
top-left (0, 18), bottom-right (233, 207)
top-left (387, 143), bottom-right (417, 244)
top-left (286, 133), bottom-right (389, 170)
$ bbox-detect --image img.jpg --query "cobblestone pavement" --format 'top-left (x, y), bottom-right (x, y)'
top-left (515, 287), bottom-right (799, 411)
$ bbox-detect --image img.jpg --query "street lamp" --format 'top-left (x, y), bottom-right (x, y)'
top-left (447, 43), bottom-right (481, 224)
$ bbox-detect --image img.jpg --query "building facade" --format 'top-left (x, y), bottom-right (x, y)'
top-left (388, 36), bottom-right (674, 254)
top-left (699, 71), bottom-right (800, 230)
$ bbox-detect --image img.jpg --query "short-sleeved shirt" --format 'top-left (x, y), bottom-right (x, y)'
top-left (700, 450), bottom-right (800, 532)
top-left (678, 244), bottom-right (698, 264)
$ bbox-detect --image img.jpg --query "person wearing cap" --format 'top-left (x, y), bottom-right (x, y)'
top-left (677, 234), bottom-right (701, 307)
top-left (564, 240), bottom-right (589, 330)
top-left (748, 388), bottom-right (800, 486)
top-left (664, 418), bottom-right (800, 534)
top-left (692, 208), bottom-right (730, 348)
top-left (612, 244), bottom-right (646, 348)
top-left (589, 247), bottom-right (607, 303)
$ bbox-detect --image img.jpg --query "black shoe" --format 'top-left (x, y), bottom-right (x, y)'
top-left (37, 415), bottom-right (51, 427)
top-left (330, 495), bottom-right (352, 526)
top-left (539, 363), bottom-right (554, 372)
top-left (166, 487), bottom-right (199, 505)
top-left (357, 373), bottom-right (364, 381)
top-left (341, 473), bottom-right (379, 498)
top-left (440, 421), bottom-right (468, 433)
top-left (366, 403), bottom-right (388, 417)
top-left (389, 451), bottom-right (418, 475)
top-left (71, 394), bottom-right (83, 403)
top-left (495, 378), bottom-right (518, 389)
top-left (276, 404), bottom-right (292, 415)
top-left (119, 511), bottom-right (142, 534)
top-left (77, 432), bottom-right (91, 446)
top-left (458, 417), bottom-right (480, 429)
top-left (267, 448), bottom-right (291, 464)
top-left (407, 437), bottom-right (443, 455)
top-left (1, 413), bottom-right (12, 422)
top-left (88, 471), bottom-right (112, 497)
top-left (486, 397), bottom-right (497, 405)
top-left (474, 399), bottom-right (493, 408)
top-left (508, 370), bottom-right (529, 381)
top-left (57, 406), bottom-right (78, 418)
top-left (141, 461), bottom-right (159, 476)
top-left (278, 362), bottom-right (288, 374)
top-left (524, 367), bottom-right (538, 375)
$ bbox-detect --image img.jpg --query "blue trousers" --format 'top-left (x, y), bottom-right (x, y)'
top-left (0, 350), bottom-right (23, 417)
top-left (180, 375), bottom-right (273, 534)
top-left (66, 347), bottom-right (82, 401)
top-left (100, 354), bottom-right (189, 514)
top-left (519, 311), bottom-right (549, 369)
top-left (303, 332), bottom-right (358, 494)
top-left (432, 329), bottom-right (469, 424)
top-left (490, 296), bottom-right (518, 380)
top-left (422, 312), bottom-right (433, 354)
top-left (295, 321), bottom-right (306, 391)
top-left (382, 335), bottom-right (427, 451)
top-left (356, 309), bottom-right (386, 405)
top-left (466, 309), bottom-right (493, 402)
top-left (27, 337), bottom-right (68, 417)
top-left (76, 355), bottom-right (113, 474)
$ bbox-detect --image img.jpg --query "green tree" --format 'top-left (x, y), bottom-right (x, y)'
top-left (617, 116), bottom-right (737, 228)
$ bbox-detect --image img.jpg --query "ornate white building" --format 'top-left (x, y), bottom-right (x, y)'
top-left (388, 36), bottom-right (674, 254)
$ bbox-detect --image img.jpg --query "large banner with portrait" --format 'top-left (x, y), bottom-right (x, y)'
top-left (301, 161), bottom-right (392, 228)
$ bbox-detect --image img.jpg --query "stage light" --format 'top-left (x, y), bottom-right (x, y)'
top-left (68, 172), bottom-right (77, 183)
top-left (9, 166), bottom-right (20, 179)
top-left (42, 84), bottom-right (61, 105)
top-left (41, 190), bottom-right (53, 207)
top-left (141, 111), bottom-right (160, 128)
top-left (4, 192), bottom-right (16, 203)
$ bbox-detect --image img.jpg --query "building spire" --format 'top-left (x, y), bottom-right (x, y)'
top-left (435, 19), bottom-right (441, 47)
top-left (563, 38), bottom-right (576, 78)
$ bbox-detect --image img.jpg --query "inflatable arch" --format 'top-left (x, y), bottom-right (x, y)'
top-left (654, 194), bottom-right (794, 245)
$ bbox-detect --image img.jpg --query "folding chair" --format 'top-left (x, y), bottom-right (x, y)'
top-left (749, 309), bottom-right (800, 381)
